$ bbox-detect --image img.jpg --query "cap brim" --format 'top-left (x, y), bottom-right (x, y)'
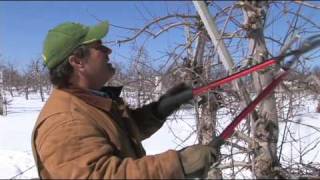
top-left (82, 20), bottom-right (109, 44)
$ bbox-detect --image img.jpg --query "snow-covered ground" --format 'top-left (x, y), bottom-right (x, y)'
top-left (0, 94), bottom-right (45, 179)
top-left (0, 91), bottom-right (319, 179)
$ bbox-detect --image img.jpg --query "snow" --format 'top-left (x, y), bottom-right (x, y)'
top-left (142, 108), bottom-right (198, 154)
top-left (0, 150), bottom-right (35, 179)
top-left (0, 91), bottom-right (319, 179)
top-left (279, 112), bottom-right (320, 164)
top-left (0, 93), bottom-right (46, 179)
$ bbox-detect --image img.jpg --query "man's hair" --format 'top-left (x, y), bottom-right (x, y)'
top-left (49, 45), bottom-right (91, 88)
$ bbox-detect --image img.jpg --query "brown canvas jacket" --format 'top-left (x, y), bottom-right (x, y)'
top-left (31, 87), bottom-right (184, 179)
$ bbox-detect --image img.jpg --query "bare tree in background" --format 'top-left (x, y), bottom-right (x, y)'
top-left (0, 56), bottom-right (3, 115)
top-left (2, 62), bottom-right (22, 97)
top-left (21, 67), bottom-right (33, 100)
top-left (0, 70), bottom-right (4, 115)
top-left (29, 58), bottom-right (46, 102)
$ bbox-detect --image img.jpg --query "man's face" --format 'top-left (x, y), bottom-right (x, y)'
top-left (83, 40), bottom-right (115, 89)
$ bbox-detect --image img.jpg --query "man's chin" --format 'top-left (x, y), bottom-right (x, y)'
top-left (110, 67), bottom-right (116, 76)
top-left (105, 71), bottom-right (115, 82)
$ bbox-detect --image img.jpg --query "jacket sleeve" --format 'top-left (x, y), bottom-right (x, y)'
top-left (35, 113), bottom-right (184, 179)
top-left (129, 101), bottom-right (167, 140)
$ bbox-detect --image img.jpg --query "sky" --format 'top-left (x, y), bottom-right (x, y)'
top-left (1, 1), bottom-right (320, 72)
top-left (0, 1), bottom-right (191, 71)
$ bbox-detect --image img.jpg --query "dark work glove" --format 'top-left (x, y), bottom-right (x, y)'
top-left (208, 135), bottom-right (225, 148)
top-left (154, 83), bottom-right (193, 119)
top-left (178, 144), bottom-right (219, 178)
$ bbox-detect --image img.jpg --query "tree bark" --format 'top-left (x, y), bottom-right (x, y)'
top-left (241, 1), bottom-right (280, 178)
top-left (192, 26), bottom-right (222, 179)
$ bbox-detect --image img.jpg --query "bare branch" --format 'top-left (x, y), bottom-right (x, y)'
top-left (286, 10), bottom-right (320, 29)
top-left (234, 131), bottom-right (256, 145)
top-left (218, 161), bottom-right (251, 169)
top-left (116, 14), bottom-right (198, 44)
top-left (293, 1), bottom-right (320, 9)
top-left (153, 22), bottom-right (191, 38)
top-left (281, 119), bottom-right (320, 133)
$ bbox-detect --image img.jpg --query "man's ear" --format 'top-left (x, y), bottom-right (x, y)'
top-left (68, 55), bottom-right (85, 71)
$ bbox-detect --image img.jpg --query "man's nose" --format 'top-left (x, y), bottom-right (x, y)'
top-left (103, 46), bottom-right (112, 55)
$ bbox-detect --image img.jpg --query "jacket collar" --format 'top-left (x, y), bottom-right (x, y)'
top-left (98, 86), bottom-right (123, 99)
top-left (61, 86), bottom-right (123, 113)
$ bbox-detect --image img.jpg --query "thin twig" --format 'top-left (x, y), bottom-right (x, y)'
top-left (293, 1), bottom-right (320, 9)
top-left (116, 14), bottom-right (198, 44)
top-left (9, 165), bottom-right (36, 179)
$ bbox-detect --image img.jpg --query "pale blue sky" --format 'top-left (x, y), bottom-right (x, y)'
top-left (1, 1), bottom-right (319, 71)
top-left (0, 1), bottom-right (193, 70)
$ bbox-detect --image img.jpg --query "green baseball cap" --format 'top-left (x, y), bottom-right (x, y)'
top-left (42, 20), bottom-right (109, 69)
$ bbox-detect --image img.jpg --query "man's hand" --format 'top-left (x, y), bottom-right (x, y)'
top-left (154, 83), bottom-right (193, 119)
top-left (178, 144), bottom-right (220, 178)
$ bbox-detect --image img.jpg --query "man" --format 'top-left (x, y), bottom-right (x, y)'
top-left (32, 20), bottom-right (220, 179)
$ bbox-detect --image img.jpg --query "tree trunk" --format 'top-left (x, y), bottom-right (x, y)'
top-left (39, 84), bottom-right (44, 102)
top-left (38, 72), bottom-right (45, 102)
top-left (192, 27), bottom-right (222, 179)
top-left (242, 1), bottom-right (280, 178)
top-left (9, 87), bottom-right (13, 97)
top-left (25, 87), bottom-right (29, 100)
top-left (0, 71), bottom-right (4, 115)
top-left (200, 97), bottom-right (222, 179)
